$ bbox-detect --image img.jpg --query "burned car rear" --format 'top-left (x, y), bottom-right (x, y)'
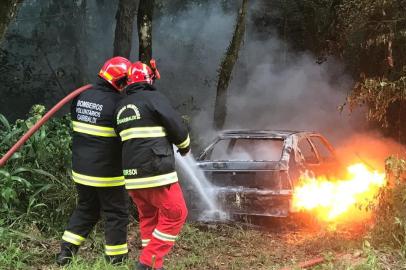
top-left (193, 130), bottom-right (338, 218)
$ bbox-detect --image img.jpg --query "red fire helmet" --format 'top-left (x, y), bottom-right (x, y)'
top-left (127, 60), bottom-right (160, 85)
top-left (98, 56), bottom-right (132, 91)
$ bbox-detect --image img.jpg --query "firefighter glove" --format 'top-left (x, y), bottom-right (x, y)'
top-left (177, 146), bottom-right (190, 156)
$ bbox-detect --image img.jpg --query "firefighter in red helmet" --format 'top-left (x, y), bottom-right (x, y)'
top-left (114, 61), bottom-right (190, 270)
top-left (56, 56), bottom-right (131, 266)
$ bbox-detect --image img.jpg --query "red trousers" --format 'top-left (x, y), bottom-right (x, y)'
top-left (128, 182), bottom-right (188, 268)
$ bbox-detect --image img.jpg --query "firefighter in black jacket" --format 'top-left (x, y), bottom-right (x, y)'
top-left (115, 61), bottom-right (190, 270)
top-left (56, 57), bottom-right (131, 265)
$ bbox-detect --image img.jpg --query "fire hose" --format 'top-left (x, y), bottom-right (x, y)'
top-left (279, 253), bottom-right (346, 270)
top-left (0, 84), bottom-right (92, 168)
top-left (278, 256), bottom-right (325, 270)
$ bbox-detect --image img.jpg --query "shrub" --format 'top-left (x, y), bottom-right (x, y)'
top-left (0, 105), bottom-right (75, 233)
top-left (371, 156), bottom-right (406, 255)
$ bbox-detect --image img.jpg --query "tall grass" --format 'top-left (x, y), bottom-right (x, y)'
top-left (371, 156), bottom-right (406, 253)
top-left (0, 105), bottom-right (75, 233)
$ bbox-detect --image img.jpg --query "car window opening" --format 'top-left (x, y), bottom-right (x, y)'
top-left (207, 138), bottom-right (284, 161)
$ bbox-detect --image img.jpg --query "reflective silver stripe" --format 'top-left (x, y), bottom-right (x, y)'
top-left (141, 239), bottom-right (150, 247)
top-left (152, 229), bottom-right (177, 242)
top-left (105, 243), bottom-right (128, 255)
top-left (125, 172), bottom-right (178, 189)
top-left (72, 121), bottom-right (117, 137)
top-left (119, 126), bottom-right (166, 141)
top-left (62, 231), bottom-right (85, 246)
top-left (176, 135), bottom-right (190, 149)
top-left (72, 171), bottom-right (125, 187)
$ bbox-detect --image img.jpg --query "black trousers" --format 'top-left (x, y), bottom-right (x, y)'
top-left (63, 184), bottom-right (129, 253)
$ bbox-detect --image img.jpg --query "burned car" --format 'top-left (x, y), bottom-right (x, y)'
top-left (191, 130), bottom-right (339, 218)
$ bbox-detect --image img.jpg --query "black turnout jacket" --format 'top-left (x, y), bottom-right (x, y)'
top-left (114, 83), bottom-right (190, 189)
top-left (71, 78), bottom-right (124, 187)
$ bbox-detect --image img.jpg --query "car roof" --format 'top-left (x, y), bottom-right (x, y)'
top-left (219, 130), bottom-right (317, 139)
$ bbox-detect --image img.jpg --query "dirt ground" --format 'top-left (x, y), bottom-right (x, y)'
top-left (17, 217), bottom-right (385, 270)
top-left (164, 218), bottom-right (369, 270)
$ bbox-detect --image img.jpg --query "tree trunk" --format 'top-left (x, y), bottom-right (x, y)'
top-left (137, 0), bottom-right (154, 63)
top-left (213, 0), bottom-right (248, 130)
top-left (74, 0), bottom-right (89, 85)
top-left (0, 0), bottom-right (23, 42)
top-left (113, 0), bottom-right (139, 58)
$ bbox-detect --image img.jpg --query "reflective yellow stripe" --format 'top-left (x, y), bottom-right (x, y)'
top-left (152, 229), bottom-right (177, 242)
top-left (72, 121), bottom-right (117, 137)
top-left (62, 231), bottom-right (85, 246)
top-left (105, 243), bottom-right (128, 256)
top-left (125, 171), bottom-right (178, 189)
top-left (100, 70), bottom-right (113, 81)
top-left (119, 126), bottom-right (166, 141)
top-left (176, 135), bottom-right (190, 149)
top-left (73, 121), bottom-right (115, 131)
top-left (72, 171), bottom-right (125, 187)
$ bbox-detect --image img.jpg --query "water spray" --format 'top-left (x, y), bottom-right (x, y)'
top-left (175, 149), bottom-right (228, 221)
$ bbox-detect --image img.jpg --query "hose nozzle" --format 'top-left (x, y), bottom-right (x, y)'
top-left (150, 59), bottom-right (161, 80)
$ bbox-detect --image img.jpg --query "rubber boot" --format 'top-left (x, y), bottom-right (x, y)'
top-left (105, 254), bottom-right (128, 265)
top-left (135, 262), bottom-right (165, 270)
top-left (56, 242), bottom-right (79, 266)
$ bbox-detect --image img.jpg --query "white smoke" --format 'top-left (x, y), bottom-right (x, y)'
top-left (225, 42), bottom-right (366, 144)
top-left (159, 4), bottom-right (368, 146)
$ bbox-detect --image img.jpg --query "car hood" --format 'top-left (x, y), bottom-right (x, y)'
top-left (196, 160), bottom-right (285, 171)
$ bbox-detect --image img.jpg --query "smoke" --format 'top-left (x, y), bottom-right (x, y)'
top-left (335, 133), bottom-right (406, 171)
top-left (151, 3), bottom-right (235, 107)
top-left (1, 0), bottom-right (118, 119)
top-left (149, 1), bottom-right (367, 148)
top-left (226, 45), bottom-right (364, 144)
top-left (149, 1), bottom-right (404, 165)
top-left (150, 3), bottom-right (406, 168)
top-left (2, 0), bottom-right (367, 145)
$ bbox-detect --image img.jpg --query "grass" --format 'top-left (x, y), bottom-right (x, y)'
top-left (1, 201), bottom-right (406, 270)
top-left (2, 219), bottom-right (400, 270)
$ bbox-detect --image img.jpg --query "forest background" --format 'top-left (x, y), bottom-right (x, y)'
top-left (0, 0), bottom-right (405, 269)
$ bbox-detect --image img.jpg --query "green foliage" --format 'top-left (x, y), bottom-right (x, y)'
top-left (254, 0), bottom-right (405, 135)
top-left (0, 226), bottom-right (45, 270)
top-left (359, 241), bottom-right (380, 270)
top-left (0, 241), bottom-right (30, 270)
top-left (333, 0), bottom-right (406, 76)
top-left (263, 0), bottom-right (406, 135)
top-left (386, 155), bottom-right (406, 179)
top-left (371, 156), bottom-right (406, 253)
top-left (334, 0), bottom-right (406, 129)
top-left (346, 75), bottom-right (406, 127)
top-left (0, 105), bottom-right (75, 233)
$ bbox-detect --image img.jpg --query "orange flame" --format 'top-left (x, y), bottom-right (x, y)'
top-left (292, 163), bottom-right (386, 223)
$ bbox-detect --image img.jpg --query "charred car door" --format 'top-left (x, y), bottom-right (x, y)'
top-left (296, 135), bottom-right (338, 177)
top-left (308, 135), bottom-right (339, 176)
